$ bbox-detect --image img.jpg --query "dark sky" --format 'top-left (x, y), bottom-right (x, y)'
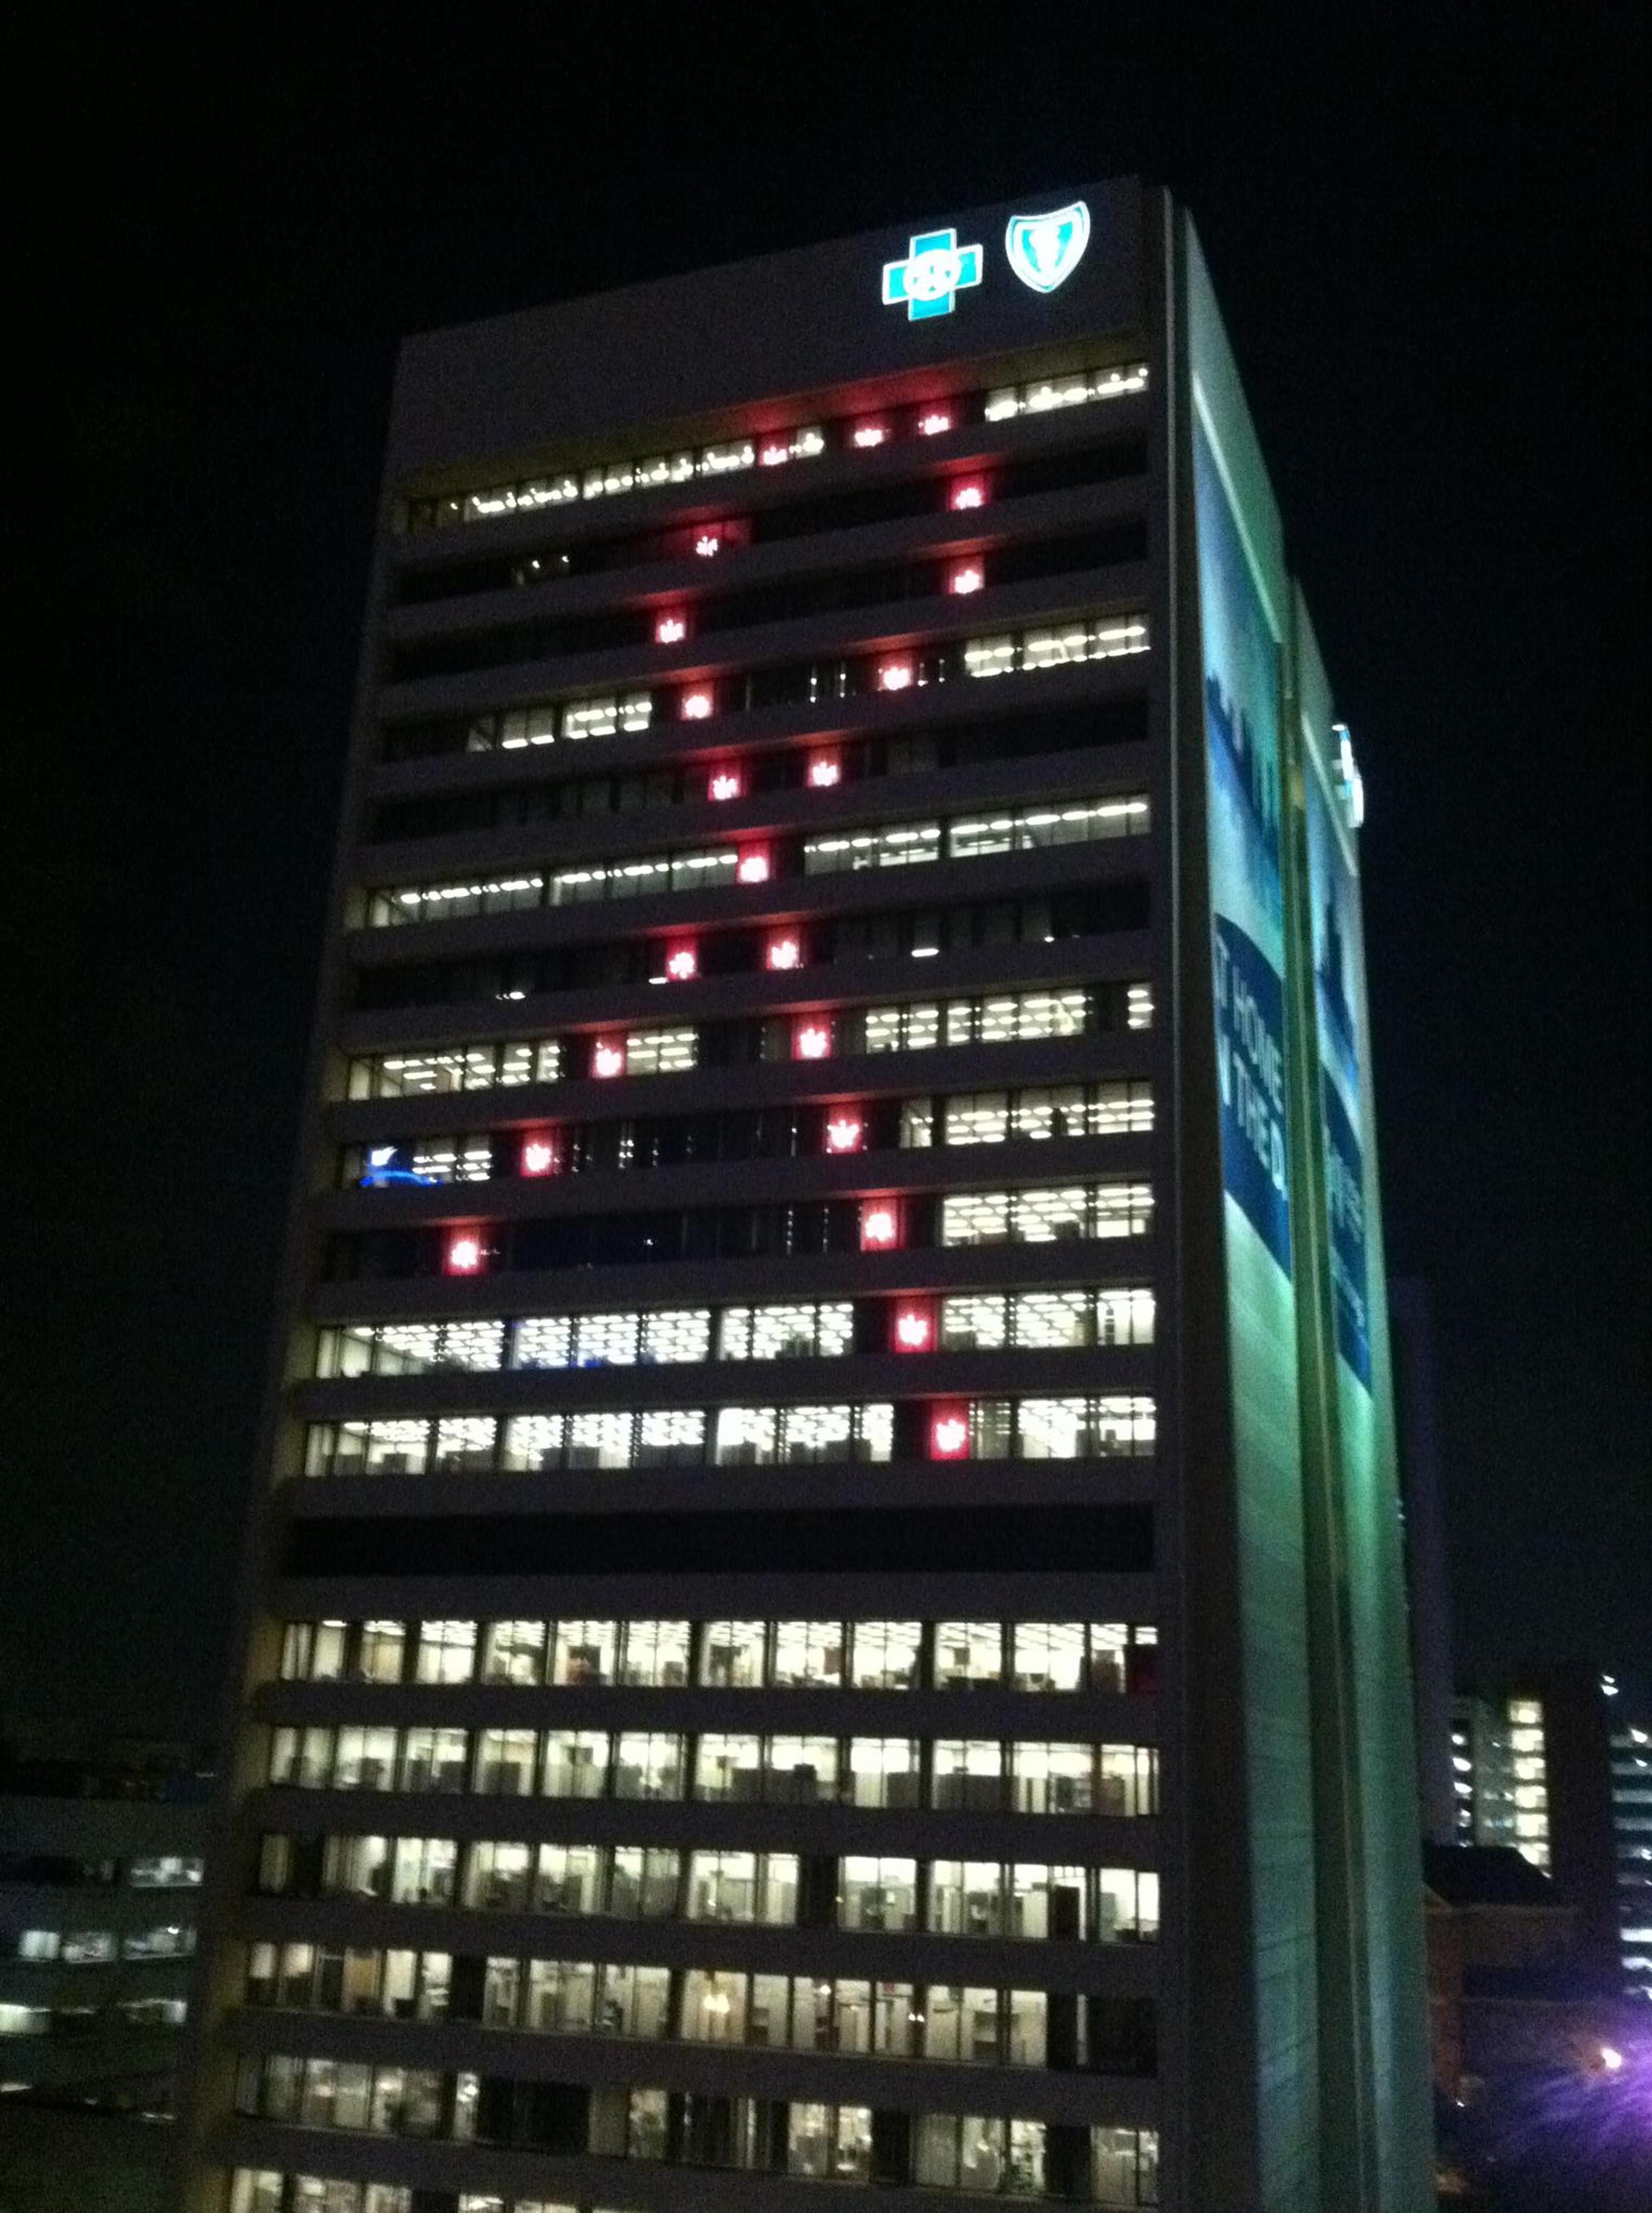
top-left (4, 10), bottom-right (1645, 1745)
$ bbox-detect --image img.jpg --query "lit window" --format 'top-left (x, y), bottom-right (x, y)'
top-left (878, 656), bottom-right (915, 692)
top-left (663, 943), bottom-right (699, 982)
top-left (759, 438), bottom-right (791, 467)
top-left (949, 561), bottom-right (985, 596)
top-left (737, 849), bottom-right (771, 885)
top-left (444, 1231), bottom-right (485, 1275)
top-left (766, 932), bottom-right (803, 971)
top-left (851, 422), bottom-right (888, 449)
top-left (949, 478), bottom-right (987, 512)
top-left (807, 750), bottom-right (842, 789)
top-left (708, 767), bottom-right (743, 802)
top-left (591, 1038), bottom-right (625, 1079)
top-left (860, 1201), bottom-right (901, 1251)
top-left (930, 1405), bottom-right (971, 1460)
top-left (917, 407), bottom-right (953, 436)
top-left (824, 1111), bottom-right (864, 1154)
top-left (653, 611), bottom-right (688, 645)
top-left (681, 688), bottom-right (714, 720)
top-left (694, 531), bottom-right (722, 557)
top-left (893, 1303), bottom-right (935, 1352)
top-left (793, 1019), bottom-right (833, 1061)
top-left (519, 1131), bottom-right (561, 1177)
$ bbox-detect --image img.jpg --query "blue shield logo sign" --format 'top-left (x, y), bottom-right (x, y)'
top-left (1005, 202), bottom-right (1091, 293)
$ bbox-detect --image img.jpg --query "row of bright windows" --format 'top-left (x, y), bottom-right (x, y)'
top-left (345, 982), bottom-right (1150, 1099)
top-left (0, 1995), bottom-right (188, 2035)
top-left (349, 1079), bottom-right (1156, 1190)
top-left (236, 2101), bottom-right (1157, 2206)
top-left (396, 362), bottom-right (1148, 534)
top-left (365, 795), bottom-right (1149, 928)
top-left (314, 1287), bottom-right (1156, 1379)
top-left (301, 1395), bottom-right (1158, 1478)
top-left (247, 1950), bottom-right (1136, 2070)
top-left (279, 1617), bottom-right (1156, 1695)
top-left (268, 1729), bottom-right (1157, 1817)
top-left (387, 610), bottom-right (1149, 766)
top-left (8, 1923), bottom-right (194, 1964)
top-left (251, 1846), bottom-right (1152, 1944)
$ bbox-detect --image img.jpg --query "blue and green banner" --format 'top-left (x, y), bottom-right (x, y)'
top-left (1306, 768), bottom-right (1372, 1386)
top-left (1195, 417), bottom-right (1292, 1276)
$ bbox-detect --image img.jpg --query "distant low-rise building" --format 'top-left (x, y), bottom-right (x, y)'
top-left (0, 1750), bottom-right (212, 2213)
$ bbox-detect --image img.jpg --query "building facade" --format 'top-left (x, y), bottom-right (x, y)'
top-left (1610, 1707), bottom-right (1651, 2002)
top-left (185, 183), bottom-right (1431, 2213)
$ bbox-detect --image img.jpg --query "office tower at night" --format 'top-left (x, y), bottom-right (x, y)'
top-left (185, 183), bottom-right (1430, 2213)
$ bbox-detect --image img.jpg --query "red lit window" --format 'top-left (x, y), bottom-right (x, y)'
top-left (949, 478), bottom-right (988, 512)
top-left (892, 1302), bottom-right (936, 1352)
top-left (948, 561), bottom-right (985, 596)
top-left (766, 932), bottom-right (803, 972)
top-left (694, 530), bottom-right (723, 558)
top-left (663, 943), bottom-right (699, 982)
top-left (859, 1200), bottom-right (901, 1251)
top-left (519, 1131), bottom-right (561, 1178)
top-left (654, 611), bottom-right (688, 645)
top-left (591, 1038), bottom-right (626, 1079)
top-left (851, 421), bottom-right (888, 449)
top-left (807, 750), bottom-right (842, 790)
top-left (444, 1230), bottom-right (486, 1276)
top-left (708, 766), bottom-right (743, 802)
top-left (929, 1403), bottom-right (971, 1459)
top-left (917, 407), bottom-right (953, 436)
top-left (877, 656), bottom-right (915, 693)
top-left (680, 688), bottom-right (714, 720)
top-left (737, 849), bottom-right (771, 885)
top-left (792, 1018), bottom-right (832, 1062)
top-left (823, 1111), bottom-right (864, 1154)
top-left (759, 439), bottom-right (790, 467)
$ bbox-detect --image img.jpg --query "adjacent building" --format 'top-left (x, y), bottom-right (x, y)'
top-left (1610, 1706), bottom-right (1652, 2002)
top-left (0, 1756), bottom-right (209, 2212)
top-left (183, 182), bottom-right (1431, 2213)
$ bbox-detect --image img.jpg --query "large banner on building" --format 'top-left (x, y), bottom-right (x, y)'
top-left (1195, 415), bottom-right (1292, 1277)
top-left (1305, 763), bottom-right (1373, 1386)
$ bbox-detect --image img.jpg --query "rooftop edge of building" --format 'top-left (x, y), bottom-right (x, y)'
top-left (387, 177), bottom-right (1152, 481)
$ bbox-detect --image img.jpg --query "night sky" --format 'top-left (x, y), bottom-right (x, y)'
top-left (5, 12), bottom-right (1645, 1746)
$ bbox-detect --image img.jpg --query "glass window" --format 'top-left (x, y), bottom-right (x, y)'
top-left (613, 1732), bottom-right (684, 1800)
top-left (695, 1734), bottom-right (763, 1802)
top-left (839, 1855), bottom-right (917, 1932)
top-left (552, 1619), bottom-right (616, 1684)
top-left (766, 1735), bottom-right (839, 1802)
top-left (850, 1620), bottom-right (921, 1689)
top-left (772, 1621), bottom-right (844, 1688)
top-left (398, 1727), bottom-right (468, 1793)
top-left (641, 1308), bottom-right (711, 1362)
top-left (933, 1738), bottom-right (1005, 1810)
top-left (536, 1841), bottom-right (603, 1918)
top-left (415, 1621), bottom-right (475, 1683)
top-left (703, 1620), bottom-right (766, 1687)
top-left (499, 1413), bottom-right (564, 1472)
top-left (941, 1293), bottom-right (1006, 1350)
top-left (511, 1315), bottom-right (573, 1369)
top-left (618, 1619), bottom-right (691, 1686)
top-left (935, 1622), bottom-right (1002, 1688)
top-left (475, 1727), bottom-right (538, 1795)
top-left (542, 1731), bottom-right (609, 1798)
top-left (482, 1619), bottom-right (547, 1684)
top-left (1013, 1623), bottom-right (1088, 1692)
top-left (847, 1737), bottom-right (920, 1808)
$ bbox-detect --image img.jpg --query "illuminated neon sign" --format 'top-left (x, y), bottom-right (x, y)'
top-left (1005, 201), bottom-right (1091, 292)
top-left (881, 228), bottom-right (983, 321)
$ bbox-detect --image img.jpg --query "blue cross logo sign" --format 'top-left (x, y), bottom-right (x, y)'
top-left (881, 228), bottom-right (983, 321)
